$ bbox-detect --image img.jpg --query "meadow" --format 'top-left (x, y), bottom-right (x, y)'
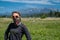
top-left (0, 18), bottom-right (60, 40)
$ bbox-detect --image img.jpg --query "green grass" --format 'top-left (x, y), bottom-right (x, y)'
top-left (0, 18), bottom-right (60, 40)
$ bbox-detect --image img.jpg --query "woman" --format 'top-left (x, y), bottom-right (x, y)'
top-left (4, 11), bottom-right (31, 40)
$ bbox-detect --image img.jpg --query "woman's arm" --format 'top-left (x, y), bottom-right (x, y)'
top-left (22, 24), bottom-right (31, 40)
top-left (4, 23), bottom-right (11, 40)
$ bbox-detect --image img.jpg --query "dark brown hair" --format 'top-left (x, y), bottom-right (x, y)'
top-left (12, 11), bottom-right (21, 16)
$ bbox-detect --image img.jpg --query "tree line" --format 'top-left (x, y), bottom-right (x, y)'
top-left (26, 10), bottom-right (60, 18)
top-left (0, 10), bottom-right (60, 18)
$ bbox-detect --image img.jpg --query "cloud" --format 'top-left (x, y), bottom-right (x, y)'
top-left (52, 0), bottom-right (60, 3)
top-left (0, 0), bottom-right (56, 5)
top-left (18, 1), bottom-right (55, 5)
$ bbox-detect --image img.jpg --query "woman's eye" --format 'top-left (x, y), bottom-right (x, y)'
top-left (16, 16), bottom-right (18, 18)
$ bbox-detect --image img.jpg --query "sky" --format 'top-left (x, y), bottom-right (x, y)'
top-left (0, 0), bottom-right (60, 13)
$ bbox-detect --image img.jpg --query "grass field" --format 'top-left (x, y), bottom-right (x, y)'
top-left (0, 18), bottom-right (60, 40)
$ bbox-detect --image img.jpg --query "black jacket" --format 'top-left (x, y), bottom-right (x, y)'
top-left (4, 23), bottom-right (31, 40)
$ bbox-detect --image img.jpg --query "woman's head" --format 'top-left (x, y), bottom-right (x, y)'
top-left (12, 11), bottom-right (21, 25)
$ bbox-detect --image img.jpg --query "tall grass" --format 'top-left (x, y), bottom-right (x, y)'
top-left (0, 18), bottom-right (60, 40)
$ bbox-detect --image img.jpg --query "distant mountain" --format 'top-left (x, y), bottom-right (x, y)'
top-left (20, 8), bottom-right (57, 15)
top-left (0, 8), bottom-right (58, 17)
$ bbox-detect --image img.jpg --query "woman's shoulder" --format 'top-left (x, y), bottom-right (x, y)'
top-left (9, 22), bottom-right (14, 26)
top-left (21, 23), bottom-right (27, 29)
top-left (21, 23), bottom-right (26, 27)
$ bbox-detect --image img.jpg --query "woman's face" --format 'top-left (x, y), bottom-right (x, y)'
top-left (12, 13), bottom-right (21, 25)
